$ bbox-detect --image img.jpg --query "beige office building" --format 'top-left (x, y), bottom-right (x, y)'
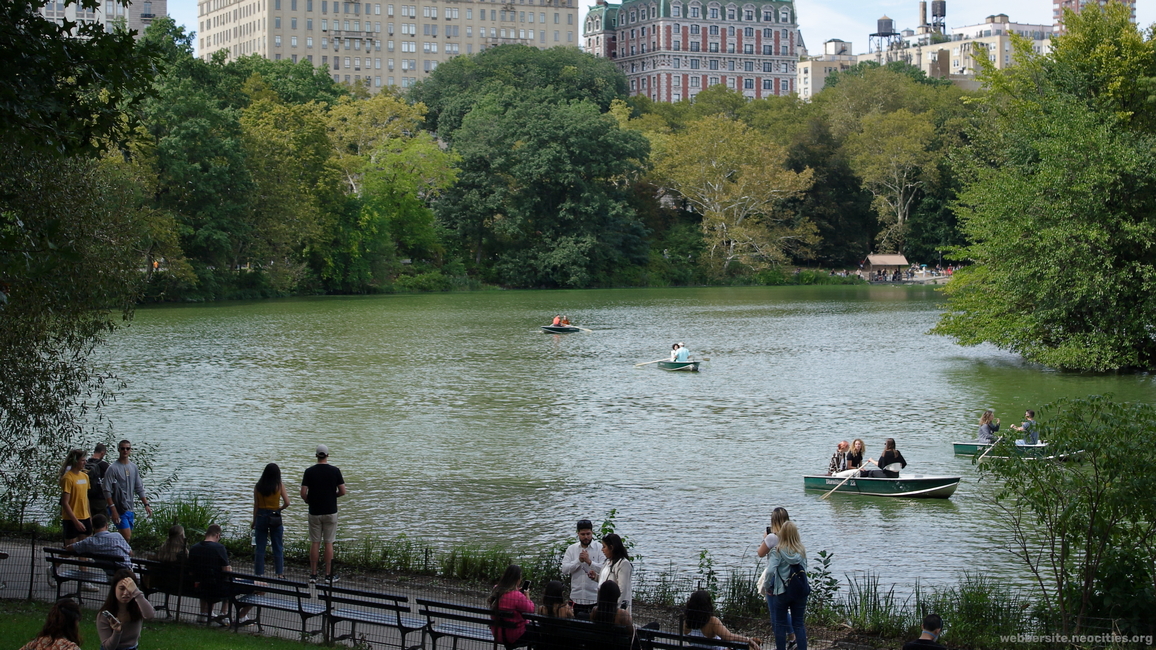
top-left (198, 0), bottom-right (580, 90)
top-left (40, 0), bottom-right (166, 36)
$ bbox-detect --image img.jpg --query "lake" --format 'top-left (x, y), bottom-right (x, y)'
top-left (99, 285), bottom-right (1156, 588)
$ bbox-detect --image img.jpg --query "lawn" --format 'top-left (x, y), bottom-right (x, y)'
top-left (2, 600), bottom-right (321, 650)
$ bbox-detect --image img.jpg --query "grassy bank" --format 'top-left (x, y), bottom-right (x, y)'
top-left (0, 600), bottom-right (316, 650)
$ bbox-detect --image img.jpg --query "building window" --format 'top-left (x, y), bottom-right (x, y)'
top-left (726, 43), bottom-right (733, 53)
top-left (743, 44), bottom-right (752, 53)
top-left (708, 59), bottom-right (717, 70)
top-left (709, 7), bottom-right (717, 19)
top-left (708, 25), bottom-right (717, 35)
top-left (275, 16), bottom-right (281, 28)
top-left (763, 45), bottom-right (771, 55)
top-left (690, 76), bottom-right (700, 86)
top-left (727, 60), bottom-right (734, 70)
top-left (690, 58), bottom-right (699, 69)
top-left (780, 8), bottom-right (789, 22)
top-left (708, 75), bottom-right (718, 85)
top-left (744, 60), bottom-right (752, 71)
top-left (690, 24), bottom-right (699, 34)
top-left (726, 8), bottom-right (733, 19)
top-left (744, 9), bottom-right (752, 20)
top-left (673, 41), bottom-right (680, 50)
top-left (275, 35), bottom-right (282, 46)
top-left (291, 36), bottom-right (298, 46)
top-left (708, 42), bottom-right (717, 52)
top-left (781, 44), bottom-right (788, 55)
top-left (672, 4), bottom-right (680, 16)
top-left (673, 57), bottom-right (680, 68)
top-left (763, 78), bottom-right (771, 89)
top-left (744, 27), bottom-right (753, 37)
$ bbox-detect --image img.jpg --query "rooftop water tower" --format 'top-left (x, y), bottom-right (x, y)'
top-left (931, 0), bottom-right (946, 33)
top-left (870, 15), bottom-right (901, 52)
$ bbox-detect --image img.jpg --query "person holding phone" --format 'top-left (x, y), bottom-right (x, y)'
top-left (97, 569), bottom-right (156, 650)
top-left (487, 564), bottom-right (536, 646)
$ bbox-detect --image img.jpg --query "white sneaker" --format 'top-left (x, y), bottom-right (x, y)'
top-left (81, 583), bottom-right (100, 592)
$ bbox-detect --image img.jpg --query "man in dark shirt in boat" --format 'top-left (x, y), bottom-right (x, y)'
top-left (902, 613), bottom-right (947, 650)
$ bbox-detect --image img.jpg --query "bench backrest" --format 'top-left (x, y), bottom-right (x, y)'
top-left (321, 583), bottom-right (409, 613)
top-left (643, 627), bottom-right (753, 649)
top-left (416, 597), bottom-right (519, 630)
top-left (524, 613), bottom-right (635, 650)
top-left (44, 547), bottom-right (128, 574)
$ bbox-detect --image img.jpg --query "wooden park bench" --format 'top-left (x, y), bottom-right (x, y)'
top-left (320, 582), bottom-right (426, 649)
top-left (416, 597), bottom-right (521, 650)
top-left (44, 547), bottom-right (124, 604)
top-left (228, 572), bottom-right (325, 636)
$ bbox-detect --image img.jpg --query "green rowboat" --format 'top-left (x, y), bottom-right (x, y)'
top-left (953, 441), bottom-right (1048, 457)
top-left (657, 361), bottom-right (700, 371)
top-left (803, 474), bottom-right (961, 499)
top-left (541, 325), bottom-right (581, 333)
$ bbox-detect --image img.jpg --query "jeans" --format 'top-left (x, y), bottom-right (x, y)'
top-left (254, 509), bottom-right (284, 576)
top-left (773, 595), bottom-right (807, 650)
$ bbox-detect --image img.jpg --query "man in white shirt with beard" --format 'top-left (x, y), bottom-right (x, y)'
top-left (560, 519), bottom-right (604, 619)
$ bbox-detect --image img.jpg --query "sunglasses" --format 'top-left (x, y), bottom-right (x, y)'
top-left (119, 446), bottom-right (132, 451)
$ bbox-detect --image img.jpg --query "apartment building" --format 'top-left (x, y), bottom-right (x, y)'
top-left (198, 0), bottom-right (580, 90)
top-left (845, 14), bottom-right (1051, 94)
top-left (1054, 0), bottom-right (1135, 32)
top-left (39, 0), bottom-right (166, 36)
top-left (583, 0), bottom-right (803, 102)
top-left (797, 38), bottom-right (854, 100)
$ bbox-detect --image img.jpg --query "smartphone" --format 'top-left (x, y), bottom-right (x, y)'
top-left (766, 526), bottom-right (772, 535)
top-left (520, 580), bottom-right (531, 591)
top-left (101, 610), bottom-right (121, 626)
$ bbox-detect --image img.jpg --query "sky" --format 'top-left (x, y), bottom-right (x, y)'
top-left (171, 0), bottom-right (1154, 58)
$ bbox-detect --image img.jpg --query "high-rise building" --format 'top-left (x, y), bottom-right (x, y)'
top-left (39, 0), bottom-right (167, 37)
top-left (1053, 0), bottom-right (1135, 32)
top-left (583, 0), bottom-right (802, 102)
top-left (198, 0), bottom-right (580, 91)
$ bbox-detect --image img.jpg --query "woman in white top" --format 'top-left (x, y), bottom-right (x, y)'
top-left (598, 533), bottom-right (633, 613)
top-left (757, 508), bottom-right (794, 646)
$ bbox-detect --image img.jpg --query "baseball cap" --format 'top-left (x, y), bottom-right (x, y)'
top-left (316, 444), bottom-right (330, 458)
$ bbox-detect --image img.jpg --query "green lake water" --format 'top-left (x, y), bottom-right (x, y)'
top-left (99, 285), bottom-right (1156, 587)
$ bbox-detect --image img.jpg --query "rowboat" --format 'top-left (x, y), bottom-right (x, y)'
top-left (541, 325), bottom-right (581, 333)
top-left (953, 441), bottom-right (1048, 457)
top-left (657, 361), bottom-right (700, 372)
top-left (803, 474), bottom-right (961, 499)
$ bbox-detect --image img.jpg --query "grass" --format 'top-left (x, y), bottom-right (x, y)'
top-left (0, 600), bottom-right (318, 650)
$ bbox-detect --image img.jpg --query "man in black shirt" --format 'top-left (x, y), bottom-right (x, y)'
top-left (903, 613), bottom-right (947, 650)
top-left (300, 444), bottom-right (346, 583)
top-left (189, 524), bottom-right (253, 625)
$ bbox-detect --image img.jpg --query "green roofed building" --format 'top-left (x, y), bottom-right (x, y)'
top-left (582, 0), bottom-right (802, 102)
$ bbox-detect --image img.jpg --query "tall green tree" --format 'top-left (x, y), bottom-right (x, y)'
top-left (410, 44), bottom-right (628, 137)
top-left (653, 116), bottom-right (815, 277)
top-left (437, 92), bottom-right (649, 287)
top-left (933, 3), bottom-right (1156, 370)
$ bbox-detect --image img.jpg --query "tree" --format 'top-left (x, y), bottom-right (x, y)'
top-left (410, 44), bottom-right (628, 137)
top-left (0, 0), bottom-right (157, 154)
top-left (653, 116), bottom-right (815, 277)
top-left (327, 93), bottom-right (427, 195)
top-left (933, 3), bottom-right (1156, 370)
top-left (437, 93), bottom-right (649, 287)
top-left (976, 396), bottom-right (1155, 636)
top-left (844, 109), bottom-right (936, 252)
top-left (240, 99), bottom-right (338, 292)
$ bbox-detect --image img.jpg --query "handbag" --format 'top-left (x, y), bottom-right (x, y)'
top-left (266, 510), bottom-right (283, 528)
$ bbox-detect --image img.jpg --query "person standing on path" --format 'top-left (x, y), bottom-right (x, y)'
top-left (104, 440), bottom-right (152, 543)
top-left (59, 449), bottom-right (92, 545)
top-left (85, 444), bottom-right (111, 524)
top-left (301, 444), bottom-right (346, 583)
top-left (560, 519), bottom-right (604, 619)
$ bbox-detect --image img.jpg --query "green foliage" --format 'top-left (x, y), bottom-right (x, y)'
top-left (974, 396), bottom-right (1156, 635)
top-left (0, 0), bottom-right (159, 154)
top-left (825, 60), bottom-right (953, 90)
top-left (437, 92), bottom-right (649, 288)
top-left (933, 4), bottom-right (1156, 370)
top-left (132, 493), bottom-right (230, 547)
top-left (439, 544), bottom-right (516, 583)
top-left (410, 44), bottom-right (629, 137)
top-left (806, 550), bottom-right (841, 624)
top-left (696, 549), bottom-right (719, 599)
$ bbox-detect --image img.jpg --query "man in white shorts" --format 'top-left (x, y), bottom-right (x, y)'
top-left (300, 444), bottom-right (346, 583)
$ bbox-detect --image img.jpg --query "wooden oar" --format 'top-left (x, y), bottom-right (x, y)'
top-left (975, 436), bottom-right (1003, 463)
top-left (821, 460), bottom-right (877, 500)
top-left (574, 326), bottom-right (593, 333)
top-left (634, 359), bottom-right (669, 367)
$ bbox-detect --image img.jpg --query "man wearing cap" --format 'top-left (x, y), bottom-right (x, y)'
top-left (301, 444), bottom-right (346, 583)
top-left (560, 519), bottom-right (604, 619)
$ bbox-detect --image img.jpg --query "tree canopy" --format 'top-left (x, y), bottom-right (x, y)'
top-left (933, 3), bottom-right (1156, 371)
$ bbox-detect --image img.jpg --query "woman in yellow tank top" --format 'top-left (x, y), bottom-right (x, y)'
top-left (253, 463), bottom-right (291, 578)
